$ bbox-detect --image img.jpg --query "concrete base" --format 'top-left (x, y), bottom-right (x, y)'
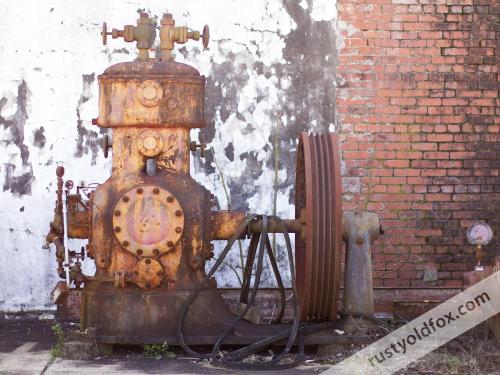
top-left (62, 341), bottom-right (100, 360)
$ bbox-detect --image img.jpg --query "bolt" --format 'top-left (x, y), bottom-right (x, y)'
top-left (355, 236), bottom-right (364, 245)
top-left (157, 271), bottom-right (163, 277)
top-left (145, 258), bottom-right (151, 264)
top-left (114, 226), bottom-right (121, 233)
top-left (167, 241), bottom-right (174, 247)
top-left (153, 188), bottom-right (160, 194)
top-left (175, 210), bottom-right (182, 217)
top-left (114, 210), bottom-right (121, 216)
top-left (153, 249), bottom-right (160, 256)
top-left (101, 258), bottom-right (106, 264)
top-left (123, 196), bottom-right (129, 202)
top-left (137, 188), bottom-right (143, 194)
top-left (122, 241), bottom-right (129, 247)
top-left (145, 283), bottom-right (151, 288)
top-left (136, 249), bottom-right (143, 255)
top-left (167, 196), bottom-right (174, 203)
top-left (175, 227), bottom-right (182, 233)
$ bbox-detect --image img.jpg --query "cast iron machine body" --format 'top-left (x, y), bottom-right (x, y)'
top-left (44, 12), bottom-right (376, 355)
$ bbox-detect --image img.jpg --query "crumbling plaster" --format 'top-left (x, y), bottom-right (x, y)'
top-left (0, 0), bottom-right (337, 311)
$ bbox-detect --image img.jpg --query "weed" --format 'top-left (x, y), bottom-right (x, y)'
top-left (144, 341), bottom-right (175, 359)
top-left (50, 323), bottom-right (64, 357)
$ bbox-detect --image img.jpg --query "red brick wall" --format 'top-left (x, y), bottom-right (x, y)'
top-left (337, 0), bottom-right (499, 288)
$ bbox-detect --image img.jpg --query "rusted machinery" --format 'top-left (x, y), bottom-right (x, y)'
top-left (45, 12), bottom-right (380, 365)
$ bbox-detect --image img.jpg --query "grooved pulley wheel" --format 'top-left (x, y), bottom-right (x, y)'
top-left (295, 132), bottom-right (342, 321)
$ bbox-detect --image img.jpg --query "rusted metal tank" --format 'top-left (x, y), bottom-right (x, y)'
top-left (44, 12), bottom-right (375, 348)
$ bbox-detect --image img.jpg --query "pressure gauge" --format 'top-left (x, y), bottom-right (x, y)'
top-left (466, 222), bottom-right (493, 246)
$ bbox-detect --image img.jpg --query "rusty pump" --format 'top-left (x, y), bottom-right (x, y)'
top-left (45, 12), bottom-right (381, 365)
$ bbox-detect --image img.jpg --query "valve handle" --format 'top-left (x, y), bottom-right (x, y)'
top-left (202, 25), bottom-right (210, 49)
top-left (101, 22), bottom-right (110, 45)
top-left (101, 22), bottom-right (124, 46)
top-left (190, 139), bottom-right (206, 158)
top-left (103, 135), bottom-right (112, 158)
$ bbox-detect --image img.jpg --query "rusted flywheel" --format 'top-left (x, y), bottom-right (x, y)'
top-left (295, 132), bottom-right (342, 321)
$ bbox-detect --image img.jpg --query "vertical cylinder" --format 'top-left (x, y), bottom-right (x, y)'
top-left (342, 211), bottom-right (380, 316)
top-left (343, 231), bottom-right (374, 315)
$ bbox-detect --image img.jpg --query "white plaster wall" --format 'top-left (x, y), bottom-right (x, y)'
top-left (0, 0), bottom-right (337, 312)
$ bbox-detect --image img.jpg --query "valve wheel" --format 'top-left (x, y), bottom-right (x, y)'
top-left (202, 25), bottom-right (210, 49)
top-left (295, 132), bottom-right (342, 321)
top-left (101, 22), bottom-right (108, 45)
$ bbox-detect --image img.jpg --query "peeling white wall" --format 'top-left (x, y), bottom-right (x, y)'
top-left (0, 0), bottom-right (337, 312)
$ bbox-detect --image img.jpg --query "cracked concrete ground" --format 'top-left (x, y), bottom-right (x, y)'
top-left (3, 318), bottom-right (499, 374)
top-left (0, 319), bottom-right (329, 374)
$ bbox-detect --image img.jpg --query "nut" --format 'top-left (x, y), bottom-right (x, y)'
top-left (175, 227), bottom-right (182, 233)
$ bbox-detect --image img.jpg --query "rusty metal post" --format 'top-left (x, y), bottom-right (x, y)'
top-left (342, 211), bottom-right (381, 316)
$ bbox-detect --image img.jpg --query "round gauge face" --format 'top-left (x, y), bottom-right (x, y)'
top-left (466, 222), bottom-right (493, 246)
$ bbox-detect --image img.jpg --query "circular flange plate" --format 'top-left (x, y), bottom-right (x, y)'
top-left (133, 258), bottom-right (164, 289)
top-left (138, 130), bottom-right (164, 157)
top-left (138, 80), bottom-right (163, 107)
top-left (113, 185), bottom-right (184, 257)
top-left (295, 132), bottom-right (342, 321)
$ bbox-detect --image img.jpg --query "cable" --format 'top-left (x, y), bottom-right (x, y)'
top-left (263, 235), bottom-right (286, 323)
top-left (176, 214), bottom-right (305, 369)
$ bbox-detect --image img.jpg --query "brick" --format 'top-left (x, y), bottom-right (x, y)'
top-left (423, 151), bottom-right (449, 159)
top-left (384, 160), bottom-right (410, 168)
top-left (427, 134), bottom-right (454, 142)
top-left (337, 0), bottom-right (499, 286)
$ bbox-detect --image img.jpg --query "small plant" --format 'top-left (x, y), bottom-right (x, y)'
top-left (51, 323), bottom-right (64, 357)
top-left (144, 341), bottom-right (175, 359)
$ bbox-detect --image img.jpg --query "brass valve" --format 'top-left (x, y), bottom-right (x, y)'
top-left (101, 12), bottom-right (156, 61)
top-left (159, 13), bottom-right (209, 61)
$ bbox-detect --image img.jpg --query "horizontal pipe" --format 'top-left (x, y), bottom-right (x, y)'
top-left (247, 218), bottom-right (301, 234)
top-left (211, 211), bottom-right (302, 240)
